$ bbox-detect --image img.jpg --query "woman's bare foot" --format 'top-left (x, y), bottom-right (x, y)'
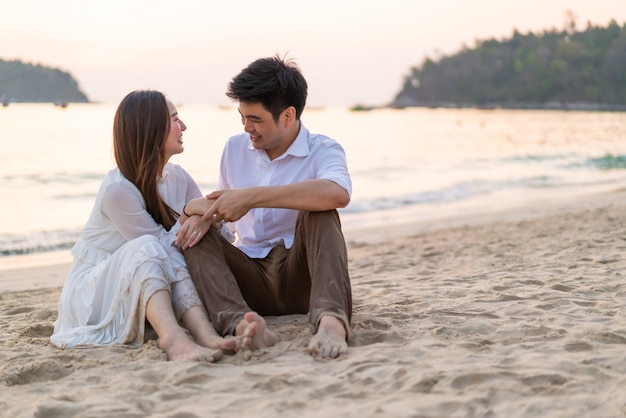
top-left (195, 333), bottom-right (238, 353)
top-left (159, 335), bottom-right (223, 362)
top-left (308, 315), bottom-right (348, 359)
top-left (235, 312), bottom-right (279, 351)
top-left (178, 305), bottom-right (238, 353)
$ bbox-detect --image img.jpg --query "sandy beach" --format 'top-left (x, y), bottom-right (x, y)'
top-left (1, 190), bottom-right (625, 418)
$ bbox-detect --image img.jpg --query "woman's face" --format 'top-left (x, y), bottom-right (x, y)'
top-left (164, 99), bottom-right (187, 161)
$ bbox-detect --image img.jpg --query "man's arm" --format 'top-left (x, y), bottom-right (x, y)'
top-left (201, 179), bottom-right (349, 223)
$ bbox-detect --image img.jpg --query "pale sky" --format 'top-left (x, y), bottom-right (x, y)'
top-left (2, 0), bottom-right (625, 106)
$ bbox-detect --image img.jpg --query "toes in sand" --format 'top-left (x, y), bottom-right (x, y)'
top-left (308, 315), bottom-right (348, 359)
top-left (235, 312), bottom-right (279, 351)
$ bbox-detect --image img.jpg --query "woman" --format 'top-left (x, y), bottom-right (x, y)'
top-left (51, 90), bottom-right (235, 361)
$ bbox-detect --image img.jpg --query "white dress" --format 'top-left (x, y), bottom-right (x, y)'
top-left (50, 163), bottom-right (203, 348)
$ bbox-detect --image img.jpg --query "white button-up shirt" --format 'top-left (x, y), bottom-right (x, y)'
top-left (219, 122), bottom-right (352, 258)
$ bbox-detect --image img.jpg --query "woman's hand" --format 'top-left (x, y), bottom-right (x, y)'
top-left (176, 215), bottom-right (212, 250)
top-left (176, 210), bottom-right (225, 250)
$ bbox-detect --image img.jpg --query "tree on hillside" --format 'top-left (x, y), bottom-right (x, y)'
top-left (0, 59), bottom-right (89, 103)
top-left (392, 17), bottom-right (626, 109)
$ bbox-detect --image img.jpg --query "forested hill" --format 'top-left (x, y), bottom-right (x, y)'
top-left (0, 59), bottom-right (89, 103)
top-left (391, 20), bottom-right (626, 110)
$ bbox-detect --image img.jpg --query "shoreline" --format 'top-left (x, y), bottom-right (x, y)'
top-left (1, 186), bottom-right (625, 293)
top-left (385, 102), bottom-right (626, 112)
top-left (343, 184), bottom-right (626, 243)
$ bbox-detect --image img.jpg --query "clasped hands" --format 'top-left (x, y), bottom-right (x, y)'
top-left (175, 189), bottom-right (250, 250)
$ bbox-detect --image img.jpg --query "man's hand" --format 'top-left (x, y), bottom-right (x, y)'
top-left (201, 189), bottom-right (253, 223)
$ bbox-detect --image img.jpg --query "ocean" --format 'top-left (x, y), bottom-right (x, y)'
top-left (1, 103), bottom-right (625, 259)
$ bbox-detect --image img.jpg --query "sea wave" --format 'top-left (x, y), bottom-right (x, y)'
top-left (0, 229), bottom-right (81, 257)
top-left (3, 165), bottom-right (624, 257)
top-left (587, 153), bottom-right (626, 170)
top-left (341, 171), bottom-right (623, 214)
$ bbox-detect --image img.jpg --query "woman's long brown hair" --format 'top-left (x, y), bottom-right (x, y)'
top-left (113, 90), bottom-right (178, 230)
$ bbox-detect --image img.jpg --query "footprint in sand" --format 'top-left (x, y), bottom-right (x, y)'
top-left (564, 341), bottom-right (593, 352)
top-left (5, 306), bottom-right (36, 315)
top-left (1, 358), bottom-right (74, 386)
top-left (520, 373), bottom-right (568, 391)
top-left (19, 323), bottom-right (54, 338)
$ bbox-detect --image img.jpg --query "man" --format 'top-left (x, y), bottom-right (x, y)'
top-left (177, 55), bottom-right (352, 359)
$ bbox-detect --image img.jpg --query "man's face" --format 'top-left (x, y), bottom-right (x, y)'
top-left (238, 102), bottom-right (293, 160)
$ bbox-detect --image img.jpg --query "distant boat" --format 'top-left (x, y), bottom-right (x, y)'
top-left (349, 104), bottom-right (375, 112)
top-left (54, 100), bottom-right (69, 108)
top-left (1, 94), bottom-right (8, 107)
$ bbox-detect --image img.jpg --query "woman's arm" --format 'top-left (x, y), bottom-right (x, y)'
top-left (101, 182), bottom-right (169, 241)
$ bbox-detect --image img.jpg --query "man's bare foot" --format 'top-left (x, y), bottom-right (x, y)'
top-left (159, 335), bottom-right (223, 362)
top-left (308, 315), bottom-right (348, 359)
top-left (235, 312), bottom-right (279, 351)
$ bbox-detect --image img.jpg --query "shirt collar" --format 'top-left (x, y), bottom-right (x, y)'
top-left (287, 122), bottom-right (309, 158)
top-left (248, 122), bottom-right (309, 160)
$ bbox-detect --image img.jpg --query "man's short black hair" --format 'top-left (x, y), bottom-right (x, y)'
top-left (226, 54), bottom-right (308, 122)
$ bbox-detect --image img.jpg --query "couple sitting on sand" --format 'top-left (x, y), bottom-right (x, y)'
top-left (49, 55), bottom-right (353, 362)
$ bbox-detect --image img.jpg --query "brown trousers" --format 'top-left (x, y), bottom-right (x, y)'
top-left (183, 210), bottom-right (352, 337)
